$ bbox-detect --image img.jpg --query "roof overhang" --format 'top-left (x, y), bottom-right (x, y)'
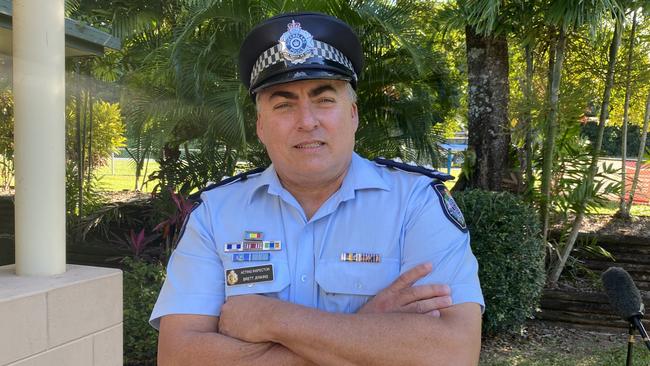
top-left (0, 0), bottom-right (120, 57)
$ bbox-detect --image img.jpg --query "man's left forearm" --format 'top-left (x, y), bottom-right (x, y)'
top-left (220, 298), bottom-right (481, 366)
top-left (271, 302), bottom-right (480, 366)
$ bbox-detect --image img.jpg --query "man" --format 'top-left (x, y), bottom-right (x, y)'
top-left (151, 12), bottom-right (484, 365)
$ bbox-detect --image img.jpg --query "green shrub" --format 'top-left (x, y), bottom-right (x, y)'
top-left (65, 98), bottom-right (126, 166)
top-left (123, 257), bottom-right (165, 366)
top-left (453, 189), bottom-right (546, 335)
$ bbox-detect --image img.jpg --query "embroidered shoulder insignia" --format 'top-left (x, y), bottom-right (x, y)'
top-left (373, 157), bottom-right (454, 182)
top-left (188, 167), bottom-right (266, 200)
top-left (431, 183), bottom-right (467, 233)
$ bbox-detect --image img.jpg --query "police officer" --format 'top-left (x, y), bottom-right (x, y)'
top-left (152, 12), bottom-right (484, 365)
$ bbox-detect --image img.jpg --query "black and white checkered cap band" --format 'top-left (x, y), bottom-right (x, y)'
top-left (250, 40), bottom-right (356, 87)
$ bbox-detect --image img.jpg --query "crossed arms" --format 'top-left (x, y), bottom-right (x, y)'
top-left (158, 263), bottom-right (482, 366)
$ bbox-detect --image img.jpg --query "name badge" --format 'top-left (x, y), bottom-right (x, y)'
top-left (225, 264), bottom-right (274, 286)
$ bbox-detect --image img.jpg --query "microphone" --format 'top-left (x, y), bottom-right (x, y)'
top-left (601, 267), bottom-right (650, 351)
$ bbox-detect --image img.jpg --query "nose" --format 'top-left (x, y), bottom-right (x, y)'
top-left (295, 100), bottom-right (319, 131)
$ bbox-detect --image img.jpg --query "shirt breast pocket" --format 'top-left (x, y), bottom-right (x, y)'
top-left (315, 258), bottom-right (400, 313)
top-left (224, 259), bottom-right (291, 300)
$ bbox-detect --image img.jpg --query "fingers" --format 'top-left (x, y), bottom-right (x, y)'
top-left (388, 262), bottom-right (433, 291)
top-left (401, 295), bottom-right (453, 315)
top-left (398, 284), bottom-right (451, 305)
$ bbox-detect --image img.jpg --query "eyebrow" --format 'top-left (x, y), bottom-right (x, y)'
top-left (268, 90), bottom-right (298, 101)
top-left (267, 83), bottom-right (338, 101)
top-left (308, 84), bottom-right (337, 98)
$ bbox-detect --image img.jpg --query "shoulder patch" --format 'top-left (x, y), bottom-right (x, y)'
top-left (188, 167), bottom-right (266, 200)
top-left (431, 182), bottom-right (467, 233)
top-left (373, 157), bottom-right (454, 182)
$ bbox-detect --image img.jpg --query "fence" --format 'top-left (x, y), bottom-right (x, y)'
top-left (625, 161), bottom-right (650, 204)
top-left (538, 232), bottom-right (650, 332)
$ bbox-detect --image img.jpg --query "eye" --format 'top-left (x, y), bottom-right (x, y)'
top-left (273, 102), bottom-right (291, 110)
top-left (318, 97), bottom-right (336, 104)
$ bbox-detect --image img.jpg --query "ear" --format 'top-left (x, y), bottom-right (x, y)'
top-left (256, 113), bottom-right (265, 145)
top-left (351, 102), bottom-right (359, 132)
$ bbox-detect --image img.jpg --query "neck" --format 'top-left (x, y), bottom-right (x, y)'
top-left (278, 165), bottom-right (350, 220)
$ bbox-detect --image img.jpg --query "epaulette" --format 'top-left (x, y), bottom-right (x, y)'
top-left (188, 167), bottom-right (266, 200)
top-left (373, 157), bottom-right (454, 182)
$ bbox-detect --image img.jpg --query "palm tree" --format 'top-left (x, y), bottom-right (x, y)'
top-left (439, 0), bottom-right (516, 191)
top-left (438, 0), bottom-right (627, 284)
top-left (616, 9), bottom-right (638, 218)
top-left (539, 0), bottom-right (626, 243)
top-left (627, 92), bottom-right (650, 209)
top-left (547, 5), bottom-right (625, 286)
top-left (538, 22), bottom-right (567, 243)
top-left (619, 1), bottom-right (650, 217)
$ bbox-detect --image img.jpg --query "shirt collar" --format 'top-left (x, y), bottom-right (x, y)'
top-left (247, 164), bottom-right (284, 204)
top-left (339, 152), bottom-right (390, 197)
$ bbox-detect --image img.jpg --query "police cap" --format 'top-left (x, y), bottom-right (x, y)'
top-left (239, 12), bottom-right (363, 94)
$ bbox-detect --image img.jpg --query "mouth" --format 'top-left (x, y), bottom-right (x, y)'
top-left (294, 141), bottom-right (325, 149)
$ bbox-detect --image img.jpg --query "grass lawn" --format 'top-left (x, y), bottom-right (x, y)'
top-left (95, 158), bottom-right (160, 192)
top-left (588, 201), bottom-right (650, 216)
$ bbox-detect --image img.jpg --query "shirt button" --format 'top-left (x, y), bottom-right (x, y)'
top-left (300, 274), bottom-right (307, 282)
top-left (356, 282), bottom-right (363, 289)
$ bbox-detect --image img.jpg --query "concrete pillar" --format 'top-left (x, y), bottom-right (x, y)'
top-left (12, 0), bottom-right (66, 275)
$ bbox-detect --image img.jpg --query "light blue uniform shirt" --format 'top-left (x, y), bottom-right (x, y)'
top-left (150, 153), bottom-right (484, 329)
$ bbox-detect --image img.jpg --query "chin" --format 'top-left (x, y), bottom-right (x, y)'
top-left (291, 157), bottom-right (330, 170)
top-left (287, 160), bottom-right (330, 175)
top-left (297, 165), bottom-right (330, 177)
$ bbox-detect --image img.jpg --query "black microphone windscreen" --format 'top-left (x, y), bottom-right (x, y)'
top-left (601, 267), bottom-right (645, 320)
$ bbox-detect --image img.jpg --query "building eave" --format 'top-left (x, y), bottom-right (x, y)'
top-left (0, 0), bottom-right (120, 57)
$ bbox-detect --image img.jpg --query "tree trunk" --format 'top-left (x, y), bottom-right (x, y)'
top-left (141, 143), bottom-right (151, 190)
top-left (462, 25), bottom-right (510, 191)
top-left (523, 43), bottom-right (535, 194)
top-left (183, 143), bottom-right (190, 160)
top-left (125, 138), bottom-right (143, 192)
top-left (627, 92), bottom-right (650, 208)
top-left (75, 62), bottom-right (83, 215)
top-left (86, 89), bottom-right (94, 187)
top-left (619, 10), bottom-right (637, 218)
top-left (1, 148), bottom-right (8, 190)
top-left (134, 137), bottom-right (143, 192)
top-left (540, 27), bottom-right (567, 243)
top-left (548, 19), bottom-right (622, 286)
top-left (162, 142), bottom-right (181, 190)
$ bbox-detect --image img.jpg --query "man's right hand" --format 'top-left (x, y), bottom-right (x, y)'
top-left (357, 262), bottom-right (452, 316)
